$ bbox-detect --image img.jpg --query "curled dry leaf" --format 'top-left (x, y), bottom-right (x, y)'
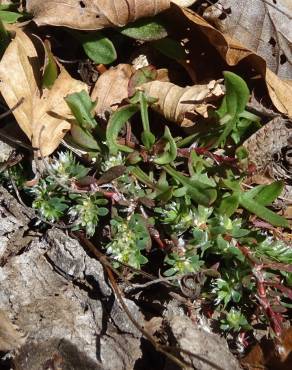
top-left (26, 0), bottom-right (170, 30)
top-left (91, 64), bottom-right (134, 119)
top-left (0, 30), bottom-right (87, 156)
top-left (0, 309), bottom-right (26, 352)
top-left (140, 79), bottom-right (224, 126)
top-left (91, 63), bottom-right (169, 119)
top-left (172, 5), bottom-right (292, 117)
top-left (203, 0), bottom-right (292, 79)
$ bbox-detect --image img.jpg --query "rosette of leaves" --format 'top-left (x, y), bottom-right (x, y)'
top-left (31, 180), bottom-right (68, 222)
top-left (69, 193), bottom-right (108, 236)
top-left (156, 201), bottom-right (213, 235)
top-left (106, 214), bottom-right (151, 269)
top-left (50, 151), bottom-right (89, 181)
top-left (220, 308), bottom-right (252, 332)
top-left (164, 245), bottom-right (204, 276)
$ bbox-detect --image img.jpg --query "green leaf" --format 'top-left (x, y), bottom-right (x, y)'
top-left (153, 37), bottom-right (186, 60)
top-left (76, 31), bottom-right (117, 65)
top-left (223, 71), bottom-right (250, 117)
top-left (154, 126), bottom-right (177, 165)
top-left (106, 105), bottom-right (139, 155)
top-left (253, 181), bottom-right (284, 206)
top-left (139, 91), bottom-right (155, 149)
top-left (216, 71), bottom-right (250, 146)
top-left (218, 193), bottom-right (239, 217)
top-left (239, 193), bottom-right (288, 228)
top-left (164, 165), bottom-right (217, 206)
top-left (42, 41), bottom-right (58, 89)
top-left (0, 10), bottom-right (23, 23)
top-left (65, 90), bottom-right (97, 130)
top-left (176, 133), bottom-right (198, 148)
top-left (70, 123), bottom-right (100, 151)
top-left (120, 16), bottom-right (168, 41)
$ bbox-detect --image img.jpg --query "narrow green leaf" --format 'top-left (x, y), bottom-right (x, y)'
top-left (139, 91), bottom-right (155, 149)
top-left (154, 126), bottom-right (177, 165)
top-left (164, 165), bottom-right (217, 206)
top-left (239, 194), bottom-right (288, 228)
top-left (106, 105), bottom-right (139, 155)
top-left (244, 181), bottom-right (284, 206)
top-left (71, 123), bottom-right (100, 151)
top-left (65, 90), bottom-right (97, 130)
top-left (42, 41), bottom-right (58, 89)
top-left (216, 71), bottom-right (250, 146)
top-left (218, 193), bottom-right (240, 217)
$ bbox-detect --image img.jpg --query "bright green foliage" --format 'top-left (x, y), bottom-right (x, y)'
top-left (220, 309), bottom-right (252, 332)
top-left (50, 151), bottom-right (89, 181)
top-left (106, 105), bottom-right (139, 154)
top-left (106, 214), bottom-right (150, 269)
top-left (164, 248), bottom-right (204, 276)
top-left (65, 90), bottom-right (102, 151)
top-left (212, 273), bottom-right (244, 307)
top-left (31, 180), bottom-right (68, 222)
top-left (215, 71), bottom-right (260, 146)
top-left (69, 194), bottom-right (108, 237)
top-left (255, 238), bottom-right (292, 264)
top-left (154, 126), bottom-right (177, 165)
top-left (75, 31), bottom-right (117, 65)
top-left (3, 70), bottom-right (290, 342)
top-left (65, 90), bottom-right (97, 131)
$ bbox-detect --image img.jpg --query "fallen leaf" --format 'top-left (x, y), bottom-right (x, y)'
top-left (91, 64), bottom-right (169, 119)
top-left (203, 0), bottom-right (292, 79)
top-left (0, 29), bottom-right (87, 156)
top-left (91, 64), bottom-right (134, 118)
top-left (170, 4), bottom-right (292, 117)
top-left (0, 309), bottom-right (26, 352)
top-left (140, 79), bottom-right (224, 126)
top-left (26, 0), bottom-right (171, 30)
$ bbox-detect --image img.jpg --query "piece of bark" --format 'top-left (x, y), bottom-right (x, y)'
top-left (243, 117), bottom-right (292, 204)
top-left (0, 186), bottom-right (143, 370)
top-left (165, 315), bottom-right (242, 370)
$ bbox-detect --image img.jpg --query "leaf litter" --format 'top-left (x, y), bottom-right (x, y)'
top-left (0, 0), bottom-right (291, 369)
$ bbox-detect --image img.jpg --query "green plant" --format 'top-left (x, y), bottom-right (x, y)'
top-left (69, 194), bottom-right (108, 236)
top-left (106, 214), bottom-right (150, 269)
top-left (31, 180), bottom-right (68, 222)
top-left (220, 308), bottom-right (252, 332)
top-left (5, 71), bottom-right (290, 345)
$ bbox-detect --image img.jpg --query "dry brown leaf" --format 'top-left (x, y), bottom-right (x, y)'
top-left (0, 30), bottom-right (87, 156)
top-left (26, 0), bottom-right (170, 29)
top-left (0, 310), bottom-right (26, 352)
top-left (172, 5), bottom-right (292, 117)
top-left (91, 64), bottom-right (134, 118)
top-left (91, 64), bottom-right (170, 119)
top-left (203, 0), bottom-right (292, 79)
top-left (141, 79), bottom-right (224, 126)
